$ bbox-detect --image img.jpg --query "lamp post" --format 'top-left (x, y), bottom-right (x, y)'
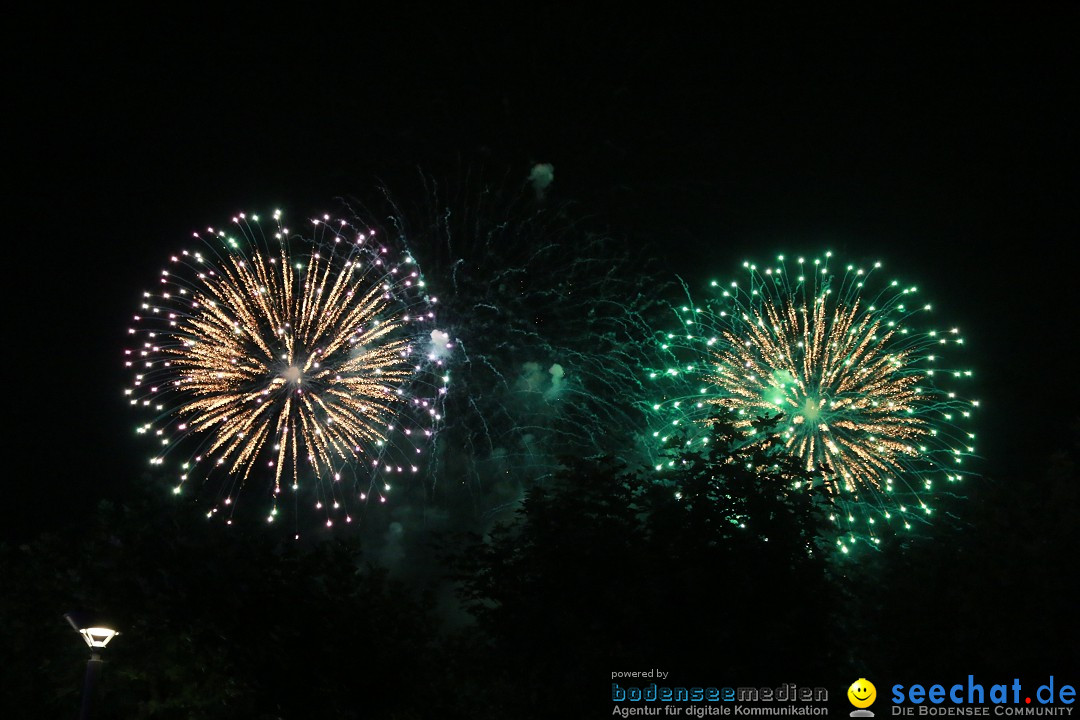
top-left (64, 612), bottom-right (119, 720)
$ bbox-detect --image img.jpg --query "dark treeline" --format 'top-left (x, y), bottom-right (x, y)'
top-left (2, 421), bottom-right (1076, 719)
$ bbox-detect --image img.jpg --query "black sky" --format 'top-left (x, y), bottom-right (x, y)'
top-left (6, 7), bottom-right (1077, 541)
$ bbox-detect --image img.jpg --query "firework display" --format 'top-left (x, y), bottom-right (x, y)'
top-left (648, 252), bottom-right (978, 551)
top-left (125, 211), bottom-right (447, 526)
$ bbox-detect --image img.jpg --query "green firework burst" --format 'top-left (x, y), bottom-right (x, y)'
top-left (646, 252), bottom-right (979, 552)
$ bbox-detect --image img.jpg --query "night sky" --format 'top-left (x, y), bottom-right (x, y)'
top-left (7, 0), bottom-right (1077, 646)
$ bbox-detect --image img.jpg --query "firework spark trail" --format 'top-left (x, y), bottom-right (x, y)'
top-left (126, 210), bottom-right (448, 529)
top-left (648, 252), bottom-right (978, 551)
top-left (345, 172), bottom-right (669, 514)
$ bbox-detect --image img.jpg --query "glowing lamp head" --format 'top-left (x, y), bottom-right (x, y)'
top-left (78, 627), bottom-right (119, 648)
top-left (64, 612), bottom-right (119, 650)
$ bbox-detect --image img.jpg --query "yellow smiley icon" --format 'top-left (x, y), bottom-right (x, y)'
top-left (848, 678), bottom-right (877, 708)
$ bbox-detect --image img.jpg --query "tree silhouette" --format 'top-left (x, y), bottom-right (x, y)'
top-left (450, 416), bottom-right (842, 718)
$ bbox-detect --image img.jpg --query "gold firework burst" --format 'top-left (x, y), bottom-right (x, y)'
top-left (705, 293), bottom-right (928, 495)
top-left (127, 211), bottom-right (445, 524)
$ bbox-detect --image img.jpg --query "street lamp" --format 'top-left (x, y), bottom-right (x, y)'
top-left (64, 612), bottom-right (119, 720)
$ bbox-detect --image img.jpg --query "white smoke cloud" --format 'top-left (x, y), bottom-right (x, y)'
top-left (518, 361), bottom-right (543, 392)
top-left (545, 363), bottom-right (565, 400)
top-left (429, 329), bottom-right (452, 360)
top-left (517, 361), bottom-right (567, 400)
top-left (528, 163), bottom-right (554, 198)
